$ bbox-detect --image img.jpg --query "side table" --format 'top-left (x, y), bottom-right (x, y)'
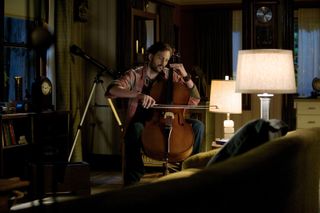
top-left (211, 141), bottom-right (223, 150)
top-left (211, 139), bottom-right (229, 150)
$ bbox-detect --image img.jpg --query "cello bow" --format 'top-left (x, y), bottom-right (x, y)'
top-left (151, 104), bottom-right (218, 110)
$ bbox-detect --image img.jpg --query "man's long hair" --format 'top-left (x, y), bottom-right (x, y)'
top-left (146, 42), bottom-right (173, 56)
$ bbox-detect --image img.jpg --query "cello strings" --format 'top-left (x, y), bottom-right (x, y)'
top-left (151, 104), bottom-right (218, 109)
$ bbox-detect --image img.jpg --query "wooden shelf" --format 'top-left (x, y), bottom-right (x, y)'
top-left (0, 111), bottom-right (70, 178)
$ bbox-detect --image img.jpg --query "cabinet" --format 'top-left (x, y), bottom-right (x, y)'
top-left (0, 111), bottom-right (70, 178)
top-left (0, 113), bottom-right (32, 178)
top-left (294, 99), bottom-right (320, 129)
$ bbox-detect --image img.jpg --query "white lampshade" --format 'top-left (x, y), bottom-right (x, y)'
top-left (235, 49), bottom-right (297, 120)
top-left (236, 49), bottom-right (296, 94)
top-left (209, 80), bottom-right (242, 114)
top-left (209, 79), bottom-right (242, 140)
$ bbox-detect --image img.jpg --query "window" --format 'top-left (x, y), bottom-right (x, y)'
top-left (3, 17), bottom-right (37, 102)
top-left (1, 0), bottom-right (50, 104)
top-left (232, 10), bottom-right (242, 79)
top-left (294, 8), bottom-right (320, 97)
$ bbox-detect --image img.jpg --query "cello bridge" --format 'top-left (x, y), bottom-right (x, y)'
top-left (164, 112), bottom-right (175, 119)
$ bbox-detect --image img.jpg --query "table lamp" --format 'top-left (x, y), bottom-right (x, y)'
top-left (236, 49), bottom-right (296, 120)
top-left (209, 77), bottom-right (242, 139)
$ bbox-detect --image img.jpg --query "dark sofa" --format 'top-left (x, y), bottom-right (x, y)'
top-left (11, 127), bottom-right (320, 213)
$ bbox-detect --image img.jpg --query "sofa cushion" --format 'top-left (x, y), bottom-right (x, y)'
top-left (206, 118), bottom-right (288, 166)
top-left (182, 148), bottom-right (222, 169)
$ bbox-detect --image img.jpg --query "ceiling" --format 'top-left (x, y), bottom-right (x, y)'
top-left (165, 0), bottom-right (318, 5)
top-left (165, 0), bottom-right (240, 5)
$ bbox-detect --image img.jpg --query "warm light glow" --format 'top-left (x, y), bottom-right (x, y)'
top-left (209, 80), bottom-right (242, 114)
top-left (236, 49), bottom-right (296, 94)
top-left (136, 40), bottom-right (139, 54)
top-left (223, 119), bottom-right (234, 128)
top-left (236, 49), bottom-right (297, 120)
top-left (210, 79), bottom-right (242, 139)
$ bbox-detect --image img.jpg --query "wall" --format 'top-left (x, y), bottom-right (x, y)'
top-left (83, 0), bottom-right (121, 155)
top-left (5, 0), bottom-right (36, 19)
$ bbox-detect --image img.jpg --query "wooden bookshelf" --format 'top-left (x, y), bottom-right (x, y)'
top-left (0, 111), bottom-right (70, 178)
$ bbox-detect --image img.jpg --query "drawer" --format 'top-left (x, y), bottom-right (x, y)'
top-left (297, 115), bottom-right (320, 128)
top-left (296, 102), bottom-right (320, 115)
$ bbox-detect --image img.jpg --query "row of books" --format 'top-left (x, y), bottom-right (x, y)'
top-left (1, 121), bottom-right (27, 147)
top-left (1, 121), bottom-right (16, 147)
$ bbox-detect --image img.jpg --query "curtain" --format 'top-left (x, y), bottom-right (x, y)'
top-left (232, 10), bottom-right (242, 78)
top-left (55, 0), bottom-right (86, 162)
top-left (159, 5), bottom-right (175, 48)
top-left (194, 10), bottom-right (232, 82)
top-left (297, 8), bottom-right (320, 97)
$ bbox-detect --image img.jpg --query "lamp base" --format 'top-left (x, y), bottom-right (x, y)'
top-left (257, 93), bottom-right (273, 120)
top-left (223, 119), bottom-right (234, 139)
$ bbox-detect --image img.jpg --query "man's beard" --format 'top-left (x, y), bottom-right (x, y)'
top-left (150, 62), bottom-right (164, 73)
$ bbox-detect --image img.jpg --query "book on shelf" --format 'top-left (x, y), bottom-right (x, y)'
top-left (1, 122), bottom-right (17, 147)
top-left (1, 128), bottom-right (4, 147)
top-left (215, 138), bottom-right (229, 145)
top-left (3, 123), bottom-right (11, 146)
top-left (8, 121), bottom-right (16, 145)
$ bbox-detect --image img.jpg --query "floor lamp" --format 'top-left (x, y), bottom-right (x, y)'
top-left (235, 49), bottom-right (296, 120)
top-left (209, 78), bottom-right (242, 140)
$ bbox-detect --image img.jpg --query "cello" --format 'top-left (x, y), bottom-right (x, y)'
top-left (141, 53), bottom-right (194, 170)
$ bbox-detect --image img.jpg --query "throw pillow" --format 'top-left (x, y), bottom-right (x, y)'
top-left (206, 118), bottom-right (288, 167)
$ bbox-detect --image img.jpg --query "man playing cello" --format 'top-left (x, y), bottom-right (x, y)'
top-left (105, 42), bottom-right (204, 186)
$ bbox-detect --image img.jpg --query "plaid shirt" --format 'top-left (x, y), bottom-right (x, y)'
top-left (106, 65), bottom-right (200, 126)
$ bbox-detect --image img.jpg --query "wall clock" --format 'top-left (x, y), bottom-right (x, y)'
top-left (41, 78), bottom-right (52, 96)
top-left (253, 3), bottom-right (278, 49)
top-left (31, 76), bottom-right (53, 112)
top-left (256, 6), bottom-right (273, 23)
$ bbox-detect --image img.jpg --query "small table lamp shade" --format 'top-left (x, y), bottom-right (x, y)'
top-left (236, 49), bottom-right (296, 120)
top-left (210, 79), bottom-right (242, 139)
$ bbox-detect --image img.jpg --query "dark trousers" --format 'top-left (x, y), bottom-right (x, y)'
top-left (123, 118), bottom-right (204, 185)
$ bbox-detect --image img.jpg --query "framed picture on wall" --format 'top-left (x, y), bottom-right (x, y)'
top-left (74, 0), bottom-right (88, 22)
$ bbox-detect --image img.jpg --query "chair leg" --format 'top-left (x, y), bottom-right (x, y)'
top-left (163, 157), bottom-right (170, 176)
top-left (167, 162), bottom-right (182, 173)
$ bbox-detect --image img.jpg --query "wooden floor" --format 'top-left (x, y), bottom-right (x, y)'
top-left (90, 170), bottom-right (123, 194)
top-left (10, 155), bottom-right (181, 211)
top-left (10, 168), bottom-right (164, 212)
top-left (88, 154), bottom-right (181, 194)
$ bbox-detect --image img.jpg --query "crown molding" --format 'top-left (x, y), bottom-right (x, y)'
top-left (165, 0), bottom-right (241, 5)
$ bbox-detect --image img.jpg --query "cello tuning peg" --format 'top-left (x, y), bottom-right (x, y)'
top-left (171, 48), bottom-right (180, 58)
top-left (170, 51), bottom-right (181, 64)
top-left (174, 52), bottom-right (181, 58)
